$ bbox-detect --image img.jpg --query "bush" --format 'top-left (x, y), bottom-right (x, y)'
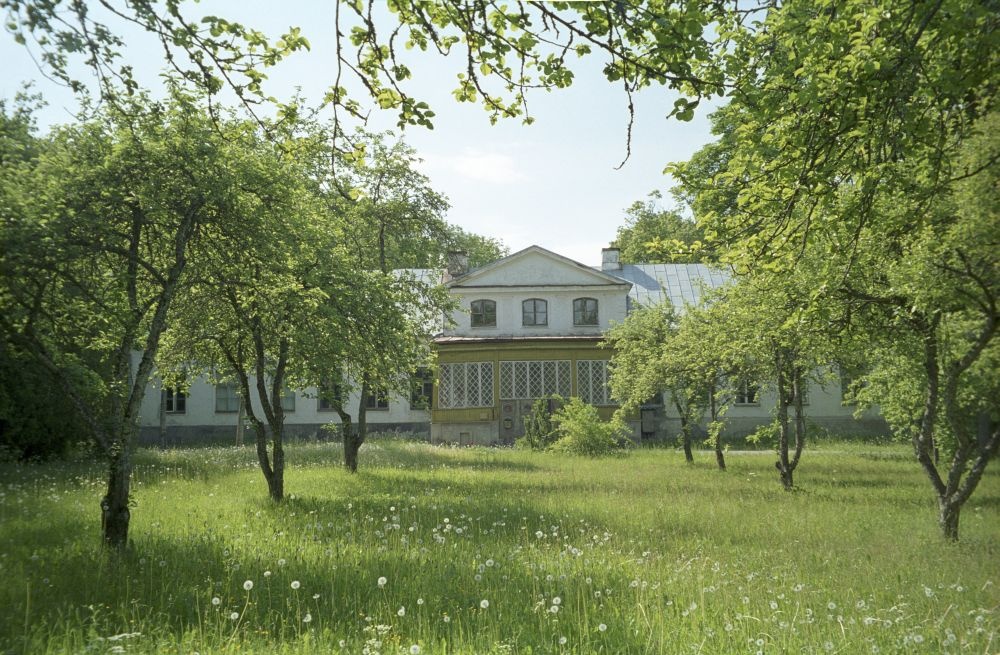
top-left (515, 395), bottom-right (563, 451)
top-left (548, 398), bottom-right (631, 457)
top-left (0, 344), bottom-right (99, 460)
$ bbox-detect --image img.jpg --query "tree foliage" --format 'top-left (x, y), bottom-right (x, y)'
top-left (0, 89), bottom-right (251, 547)
top-left (613, 192), bottom-right (711, 264)
top-left (669, 2), bottom-right (998, 534)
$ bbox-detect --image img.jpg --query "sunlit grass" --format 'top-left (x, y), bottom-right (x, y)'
top-left (0, 439), bottom-right (996, 653)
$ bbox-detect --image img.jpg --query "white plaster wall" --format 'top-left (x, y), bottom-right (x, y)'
top-left (139, 372), bottom-right (430, 430)
top-left (659, 378), bottom-right (882, 423)
top-left (462, 251), bottom-right (607, 287)
top-left (446, 287), bottom-right (628, 337)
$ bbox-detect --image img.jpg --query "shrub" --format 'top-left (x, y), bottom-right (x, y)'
top-left (0, 343), bottom-right (99, 460)
top-left (548, 398), bottom-right (631, 456)
top-left (515, 395), bottom-right (563, 451)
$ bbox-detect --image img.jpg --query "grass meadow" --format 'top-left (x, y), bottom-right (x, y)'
top-left (0, 439), bottom-right (997, 654)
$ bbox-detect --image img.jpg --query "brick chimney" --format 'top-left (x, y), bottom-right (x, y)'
top-left (446, 250), bottom-right (469, 279)
top-left (601, 247), bottom-right (621, 271)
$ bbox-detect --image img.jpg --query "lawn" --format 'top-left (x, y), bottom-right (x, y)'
top-left (0, 439), bottom-right (996, 654)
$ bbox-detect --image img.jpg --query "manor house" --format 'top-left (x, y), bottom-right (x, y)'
top-left (139, 245), bottom-right (885, 444)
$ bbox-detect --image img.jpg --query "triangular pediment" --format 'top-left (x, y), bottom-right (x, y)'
top-left (450, 245), bottom-right (631, 288)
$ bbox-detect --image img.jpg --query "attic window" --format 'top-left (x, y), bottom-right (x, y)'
top-left (573, 298), bottom-right (599, 326)
top-left (471, 299), bottom-right (496, 327)
top-left (522, 299), bottom-right (548, 326)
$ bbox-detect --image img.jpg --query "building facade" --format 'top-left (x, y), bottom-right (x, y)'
top-left (138, 245), bottom-right (886, 445)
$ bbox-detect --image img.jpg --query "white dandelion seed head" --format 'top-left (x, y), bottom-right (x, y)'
top-left (230, 612), bottom-right (240, 621)
top-left (377, 576), bottom-right (387, 587)
top-left (264, 570), bottom-right (271, 577)
top-left (303, 613), bottom-right (312, 623)
top-left (243, 580), bottom-right (253, 591)
top-left (598, 623), bottom-right (607, 632)
top-left (480, 599), bottom-right (489, 609)
top-left (552, 596), bottom-right (561, 605)
top-left (211, 597), bottom-right (221, 606)
top-left (278, 558), bottom-right (286, 567)
top-left (291, 580), bottom-right (301, 590)
top-left (559, 636), bottom-right (567, 645)
top-left (410, 646), bottom-right (421, 655)
top-left (398, 606), bottom-right (406, 617)
top-left (417, 598), bottom-right (424, 605)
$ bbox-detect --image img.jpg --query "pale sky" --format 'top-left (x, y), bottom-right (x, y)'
top-left (0, 2), bottom-right (719, 266)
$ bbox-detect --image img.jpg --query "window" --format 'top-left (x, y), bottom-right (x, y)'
top-left (215, 383), bottom-right (240, 413)
top-left (734, 380), bottom-right (759, 405)
top-left (576, 360), bottom-right (613, 405)
top-left (410, 368), bottom-right (434, 410)
top-left (364, 389), bottom-right (389, 410)
top-left (438, 362), bottom-right (494, 408)
top-left (499, 360), bottom-right (571, 399)
top-left (281, 389), bottom-right (295, 412)
top-left (318, 377), bottom-right (344, 411)
top-left (470, 299), bottom-right (496, 327)
top-left (786, 382), bottom-right (809, 406)
top-left (522, 299), bottom-right (548, 326)
top-left (573, 298), bottom-right (599, 326)
top-left (163, 387), bottom-right (186, 414)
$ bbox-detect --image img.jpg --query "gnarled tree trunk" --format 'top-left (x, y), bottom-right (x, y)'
top-left (102, 440), bottom-right (132, 548)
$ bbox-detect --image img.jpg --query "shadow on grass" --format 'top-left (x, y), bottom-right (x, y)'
top-left (2, 486), bottom-right (663, 654)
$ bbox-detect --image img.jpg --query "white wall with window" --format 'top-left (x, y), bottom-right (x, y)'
top-left (139, 368), bottom-right (433, 438)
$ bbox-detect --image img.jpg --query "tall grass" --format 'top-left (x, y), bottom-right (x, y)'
top-left (0, 440), bottom-right (996, 653)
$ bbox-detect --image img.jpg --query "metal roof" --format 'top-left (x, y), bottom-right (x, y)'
top-left (606, 264), bottom-right (731, 311)
top-left (393, 268), bottom-right (443, 285)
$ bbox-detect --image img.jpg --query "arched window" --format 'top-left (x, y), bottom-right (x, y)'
top-left (470, 299), bottom-right (496, 327)
top-left (522, 298), bottom-right (548, 326)
top-left (573, 298), bottom-right (599, 326)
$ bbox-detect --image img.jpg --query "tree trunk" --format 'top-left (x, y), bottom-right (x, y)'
top-left (775, 357), bottom-right (794, 490)
top-left (101, 443), bottom-right (132, 549)
top-left (939, 499), bottom-right (960, 541)
top-left (251, 420), bottom-right (282, 501)
top-left (682, 421), bottom-right (694, 463)
top-left (158, 390), bottom-right (167, 447)
top-left (343, 420), bottom-right (359, 473)
top-left (270, 436), bottom-right (284, 501)
top-left (709, 383), bottom-right (726, 471)
top-left (672, 395), bottom-right (694, 463)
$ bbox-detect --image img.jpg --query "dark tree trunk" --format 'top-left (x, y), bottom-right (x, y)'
top-left (672, 395), bottom-right (694, 463)
top-left (681, 421), bottom-right (694, 463)
top-left (102, 442), bottom-right (132, 549)
top-left (251, 420), bottom-right (282, 500)
top-left (158, 390), bottom-right (167, 447)
top-left (341, 381), bottom-right (374, 472)
top-left (343, 421), bottom-right (360, 473)
top-left (775, 356), bottom-right (794, 490)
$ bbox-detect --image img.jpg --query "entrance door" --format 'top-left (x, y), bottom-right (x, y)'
top-left (640, 407), bottom-right (658, 442)
top-left (500, 399), bottom-right (537, 444)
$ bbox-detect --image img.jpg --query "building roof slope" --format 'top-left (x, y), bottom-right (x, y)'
top-left (607, 263), bottom-right (731, 310)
